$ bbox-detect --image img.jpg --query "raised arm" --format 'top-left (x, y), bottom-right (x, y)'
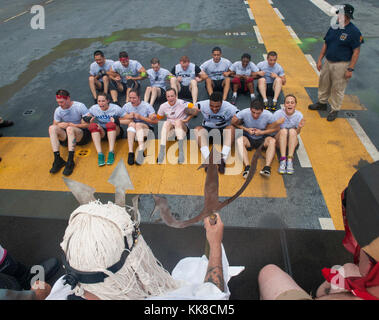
top-left (203, 213), bottom-right (225, 292)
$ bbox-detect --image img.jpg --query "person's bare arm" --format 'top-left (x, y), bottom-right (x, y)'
top-left (204, 213), bottom-right (225, 292)
top-left (345, 47), bottom-right (360, 79)
top-left (317, 42), bottom-right (327, 71)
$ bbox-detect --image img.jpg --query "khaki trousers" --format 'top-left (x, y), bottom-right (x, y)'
top-left (318, 59), bottom-right (350, 112)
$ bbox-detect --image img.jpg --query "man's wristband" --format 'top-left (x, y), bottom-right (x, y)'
top-left (347, 68), bottom-right (354, 72)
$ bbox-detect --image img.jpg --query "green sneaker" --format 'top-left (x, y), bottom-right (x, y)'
top-left (98, 153), bottom-right (105, 167)
top-left (106, 151), bottom-right (115, 165)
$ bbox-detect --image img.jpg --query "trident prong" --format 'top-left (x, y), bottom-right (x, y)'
top-left (107, 159), bottom-right (134, 207)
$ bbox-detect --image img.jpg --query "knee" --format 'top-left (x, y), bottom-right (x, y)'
top-left (105, 121), bottom-right (116, 132)
top-left (66, 126), bottom-right (75, 135)
top-left (258, 264), bottom-right (283, 284)
top-left (258, 77), bottom-right (266, 84)
top-left (274, 77), bottom-right (283, 85)
top-left (174, 119), bottom-right (183, 127)
top-left (89, 76), bottom-right (95, 83)
top-left (289, 128), bottom-right (297, 137)
top-left (49, 124), bottom-right (59, 135)
top-left (89, 123), bottom-right (101, 133)
top-left (279, 128), bottom-right (288, 136)
top-left (266, 137), bottom-right (275, 146)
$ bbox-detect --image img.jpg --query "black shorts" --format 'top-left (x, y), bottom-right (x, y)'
top-left (59, 128), bottom-right (91, 147)
top-left (100, 126), bottom-right (124, 140)
top-left (110, 80), bottom-right (140, 92)
top-left (212, 79), bottom-right (224, 92)
top-left (243, 132), bottom-right (265, 151)
top-left (179, 85), bottom-right (192, 99)
top-left (257, 82), bottom-right (274, 98)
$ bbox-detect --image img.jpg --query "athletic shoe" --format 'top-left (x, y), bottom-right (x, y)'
top-left (286, 160), bottom-right (294, 175)
top-left (260, 166), bottom-right (271, 177)
top-left (0, 120), bottom-right (14, 128)
top-left (242, 165), bottom-right (251, 179)
top-left (128, 152), bottom-right (135, 165)
top-left (278, 160), bottom-right (286, 174)
top-left (264, 101), bottom-right (269, 110)
top-left (327, 110), bottom-right (339, 122)
top-left (49, 156), bottom-right (66, 174)
top-left (98, 153), bottom-right (105, 166)
top-left (136, 150), bottom-right (145, 165)
top-left (63, 160), bottom-right (75, 176)
top-left (308, 102), bottom-right (327, 111)
top-left (218, 158), bottom-right (226, 174)
top-left (106, 151), bottom-right (115, 165)
top-left (270, 102), bottom-right (278, 113)
top-left (231, 95), bottom-right (237, 105)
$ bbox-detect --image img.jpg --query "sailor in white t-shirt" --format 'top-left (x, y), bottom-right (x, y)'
top-left (107, 51), bottom-right (147, 105)
top-left (87, 93), bottom-right (125, 167)
top-left (88, 50), bottom-right (113, 104)
top-left (256, 51), bottom-right (286, 111)
top-left (190, 92), bottom-right (238, 174)
top-left (49, 89), bottom-right (90, 177)
top-left (144, 57), bottom-right (173, 107)
top-left (229, 53), bottom-right (261, 105)
top-left (156, 88), bottom-right (195, 164)
top-left (200, 47), bottom-right (232, 101)
top-left (120, 89), bottom-right (158, 165)
top-left (231, 98), bottom-right (282, 179)
top-left (170, 56), bottom-right (205, 105)
top-left (272, 94), bottom-right (305, 175)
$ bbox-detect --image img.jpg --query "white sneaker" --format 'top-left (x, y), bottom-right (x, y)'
top-left (278, 160), bottom-right (286, 174)
top-left (286, 160), bottom-right (294, 175)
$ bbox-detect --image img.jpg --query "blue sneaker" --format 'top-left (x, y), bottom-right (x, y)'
top-left (106, 151), bottom-right (115, 165)
top-left (98, 153), bottom-right (105, 167)
top-left (278, 160), bottom-right (286, 174)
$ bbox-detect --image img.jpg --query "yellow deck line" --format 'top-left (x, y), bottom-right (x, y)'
top-left (0, 137), bottom-right (286, 198)
top-left (248, 0), bottom-right (373, 229)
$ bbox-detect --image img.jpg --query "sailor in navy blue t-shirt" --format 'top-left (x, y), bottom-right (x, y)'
top-left (308, 4), bottom-right (364, 121)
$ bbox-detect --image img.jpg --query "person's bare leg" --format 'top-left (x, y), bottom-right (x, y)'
top-left (277, 129), bottom-right (288, 158)
top-left (263, 136), bottom-right (276, 167)
top-left (170, 77), bottom-right (180, 97)
top-left (66, 126), bottom-right (83, 152)
top-left (205, 78), bottom-right (214, 97)
top-left (157, 121), bottom-right (174, 163)
top-left (102, 75), bottom-right (110, 95)
top-left (127, 123), bottom-right (137, 153)
top-left (236, 136), bottom-right (250, 166)
top-left (49, 125), bottom-right (67, 152)
top-left (189, 79), bottom-right (198, 104)
top-left (107, 126), bottom-right (120, 152)
top-left (273, 77), bottom-right (283, 102)
top-left (287, 129), bottom-right (298, 158)
top-left (222, 77), bottom-right (231, 101)
top-left (195, 126), bottom-right (210, 161)
top-left (258, 78), bottom-right (267, 101)
top-left (174, 120), bottom-right (188, 163)
top-left (150, 87), bottom-right (161, 106)
top-left (258, 264), bottom-right (309, 300)
top-left (91, 130), bottom-right (104, 154)
top-left (89, 76), bottom-right (98, 100)
top-left (144, 87), bottom-right (152, 103)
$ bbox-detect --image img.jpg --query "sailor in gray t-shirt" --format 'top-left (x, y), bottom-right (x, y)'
top-left (144, 57), bottom-right (173, 107)
top-left (108, 51), bottom-right (147, 105)
top-left (190, 92), bottom-right (238, 174)
top-left (256, 51), bottom-right (286, 111)
top-left (49, 89), bottom-right (90, 176)
top-left (200, 47), bottom-right (232, 101)
top-left (232, 99), bottom-right (280, 178)
top-left (88, 50), bottom-right (114, 103)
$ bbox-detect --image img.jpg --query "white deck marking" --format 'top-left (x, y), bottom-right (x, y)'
top-left (286, 26), bottom-right (302, 44)
top-left (319, 218), bottom-right (336, 230)
top-left (274, 8), bottom-right (284, 20)
top-left (253, 26), bottom-right (264, 44)
top-left (305, 54), bottom-right (320, 76)
top-left (309, 0), bottom-right (335, 16)
top-left (297, 135), bottom-right (312, 168)
top-left (347, 118), bottom-right (379, 161)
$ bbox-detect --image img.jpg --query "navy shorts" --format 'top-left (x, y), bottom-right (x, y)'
top-left (243, 132), bottom-right (265, 151)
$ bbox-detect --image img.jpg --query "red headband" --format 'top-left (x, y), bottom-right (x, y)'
top-left (56, 95), bottom-right (69, 100)
top-left (119, 57), bottom-right (129, 62)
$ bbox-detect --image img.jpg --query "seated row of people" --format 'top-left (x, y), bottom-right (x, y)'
top-left (49, 88), bottom-right (304, 178)
top-left (88, 47), bottom-right (286, 112)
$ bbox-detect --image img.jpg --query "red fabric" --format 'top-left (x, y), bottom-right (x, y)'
top-left (105, 122), bottom-right (116, 132)
top-left (231, 77), bottom-right (254, 91)
top-left (321, 189), bottom-right (379, 300)
top-left (88, 123), bottom-right (101, 133)
top-left (56, 95), bottom-right (69, 100)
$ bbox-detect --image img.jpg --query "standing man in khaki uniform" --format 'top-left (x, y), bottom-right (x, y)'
top-left (308, 4), bottom-right (364, 121)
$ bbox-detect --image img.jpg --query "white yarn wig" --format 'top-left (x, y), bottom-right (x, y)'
top-left (60, 200), bottom-right (180, 300)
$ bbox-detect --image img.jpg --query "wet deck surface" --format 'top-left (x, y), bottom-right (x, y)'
top-left (0, 0), bottom-right (378, 299)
